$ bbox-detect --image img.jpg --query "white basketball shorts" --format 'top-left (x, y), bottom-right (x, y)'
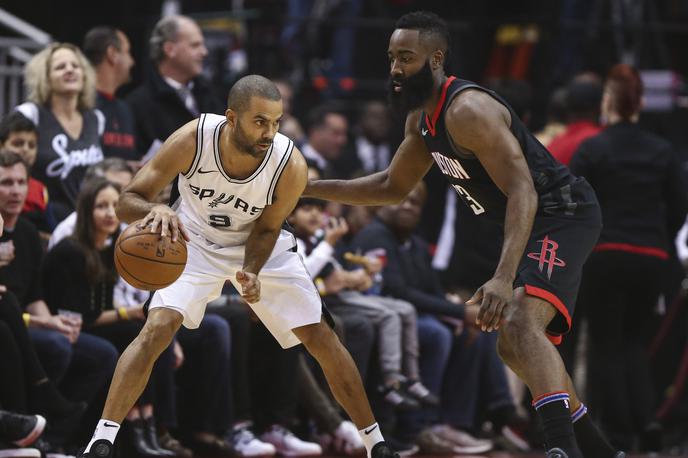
top-left (149, 230), bottom-right (322, 348)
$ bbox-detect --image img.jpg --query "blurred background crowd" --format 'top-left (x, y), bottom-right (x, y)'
top-left (0, 1), bottom-right (688, 457)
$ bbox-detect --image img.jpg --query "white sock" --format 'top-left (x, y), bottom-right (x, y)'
top-left (84, 419), bottom-right (120, 452)
top-left (358, 422), bottom-right (384, 458)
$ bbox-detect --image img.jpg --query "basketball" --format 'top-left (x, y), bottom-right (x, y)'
top-left (114, 220), bottom-right (187, 291)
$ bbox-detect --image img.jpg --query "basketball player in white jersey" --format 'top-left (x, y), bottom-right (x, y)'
top-left (78, 75), bottom-right (398, 458)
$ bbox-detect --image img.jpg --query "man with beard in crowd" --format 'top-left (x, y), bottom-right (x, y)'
top-left (305, 11), bottom-right (624, 458)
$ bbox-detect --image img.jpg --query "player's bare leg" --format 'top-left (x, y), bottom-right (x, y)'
top-left (496, 288), bottom-right (619, 457)
top-left (495, 288), bottom-right (582, 457)
top-left (293, 318), bottom-right (375, 426)
top-left (79, 308), bottom-right (183, 456)
top-left (293, 318), bottom-right (396, 458)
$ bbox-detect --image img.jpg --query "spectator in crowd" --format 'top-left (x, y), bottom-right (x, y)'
top-left (48, 158), bottom-right (133, 250)
top-left (42, 177), bottom-right (181, 457)
top-left (300, 105), bottom-right (349, 178)
top-left (16, 43), bottom-right (105, 223)
top-left (348, 100), bottom-right (393, 175)
top-left (0, 113), bottom-right (50, 233)
top-left (273, 79), bottom-right (305, 145)
top-left (126, 15), bottom-right (224, 157)
top-left (82, 26), bottom-right (138, 162)
top-left (0, 151), bottom-right (117, 405)
top-left (570, 64), bottom-right (688, 451)
top-left (352, 182), bottom-right (532, 453)
top-left (548, 77), bottom-right (603, 165)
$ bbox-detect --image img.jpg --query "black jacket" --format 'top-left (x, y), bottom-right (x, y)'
top-left (570, 122), bottom-right (688, 253)
top-left (126, 67), bottom-right (225, 155)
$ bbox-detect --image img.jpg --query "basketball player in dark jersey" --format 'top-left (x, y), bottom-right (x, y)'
top-left (306, 11), bottom-right (624, 458)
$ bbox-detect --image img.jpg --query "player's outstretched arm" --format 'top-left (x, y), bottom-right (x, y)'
top-left (117, 119), bottom-right (198, 242)
top-left (304, 111), bottom-right (433, 205)
top-left (450, 90), bottom-right (537, 331)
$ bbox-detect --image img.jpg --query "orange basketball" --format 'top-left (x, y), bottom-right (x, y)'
top-left (114, 220), bottom-right (187, 291)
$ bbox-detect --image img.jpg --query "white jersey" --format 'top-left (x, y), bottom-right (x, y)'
top-left (175, 113), bottom-right (295, 249)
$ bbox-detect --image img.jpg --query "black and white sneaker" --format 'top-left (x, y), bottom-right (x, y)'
top-left (0, 439), bottom-right (41, 458)
top-left (76, 440), bottom-right (113, 458)
top-left (0, 412), bottom-right (46, 448)
top-left (613, 452), bottom-right (626, 458)
top-left (371, 442), bottom-right (400, 458)
top-left (546, 448), bottom-right (568, 458)
top-left (379, 385), bottom-right (420, 411)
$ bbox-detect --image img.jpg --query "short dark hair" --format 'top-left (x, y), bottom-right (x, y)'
top-left (566, 80), bottom-right (603, 120)
top-left (0, 149), bottom-right (29, 176)
top-left (0, 112), bottom-right (37, 143)
top-left (395, 11), bottom-right (450, 54)
top-left (306, 104), bottom-right (347, 133)
top-left (83, 26), bottom-right (122, 66)
top-left (294, 197), bottom-right (326, 210)
top-left (226, 75), bottom-right (282, 113)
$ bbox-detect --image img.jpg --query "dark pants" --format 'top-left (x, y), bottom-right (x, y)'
top-left (0, 292), bottom-right (49, 412)
top-left (177, 313), bottom-right (232, 434)
top-left (207, 302), bottom-right (252, 423)
top-left (249, 321), bottom-right (299, 431)
top-left (29, 328), bottom-right (118, 404)
top-left (581, 251), bottom-right (664, 446)
top-left (398, 315), bottom-right (453, 437)
top-left (440, 330), bottom-right (513, 431)
top-left (326, 298), bottom-right (376, 381)
top-left (88, 320), bottom-right (177, 427)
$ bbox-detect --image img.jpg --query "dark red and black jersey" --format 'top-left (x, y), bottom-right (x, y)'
top-left (419, 77), bottom-right (596, 222)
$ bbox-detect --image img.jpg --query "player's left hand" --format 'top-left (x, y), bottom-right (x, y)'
top-left (467, 277), bottom-right (514, 332)
top-left (236, 270), bottom-right (261, 304)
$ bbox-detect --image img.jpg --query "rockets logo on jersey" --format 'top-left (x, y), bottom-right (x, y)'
top-left (189, 184), bottom-right (262, 216)
top-left (431, 152), bottom-right (485, 215)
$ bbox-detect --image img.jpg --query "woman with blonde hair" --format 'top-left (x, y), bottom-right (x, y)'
top-left (15, 42), bottom-right (105, 224)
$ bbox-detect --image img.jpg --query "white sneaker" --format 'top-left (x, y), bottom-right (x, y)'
top-left (231, 426), bottom-right (276, 457)
top-left (261, 425), bottom-right (322, 457)
top-left (430, 424), bottom-right (493, 454)
top-left (332, 422), bottom-right (365, 456)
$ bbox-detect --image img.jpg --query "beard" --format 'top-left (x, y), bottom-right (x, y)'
top-left (232, 120), bottom-right (272, 157)
top-left (387, 60), bottom-right (436, 116)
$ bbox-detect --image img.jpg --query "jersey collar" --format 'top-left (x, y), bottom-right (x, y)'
top-left (424, 76), bottom-right (456, 137)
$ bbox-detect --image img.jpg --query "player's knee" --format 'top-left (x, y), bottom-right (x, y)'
top-left (499, 308), bottom-right (535, 349)
top-left (496, 332), bottom-right (517, 366)
top-left (139, 309), bottom-right (183, 352)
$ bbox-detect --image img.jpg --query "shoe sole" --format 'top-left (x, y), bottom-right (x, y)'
top-left (275, 451), bottom-right (321, 457)
top-left (13, 416), bottom-right (46, 448)
top-left (0, 449), bottom-right (41, 458)
top-left (452, 443), bottom-right (494, 455)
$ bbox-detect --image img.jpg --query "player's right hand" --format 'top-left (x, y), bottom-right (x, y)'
top-left (140, 205), bottom-right (190, 243)
top-left (236, 270), bottom-right (261, 304)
